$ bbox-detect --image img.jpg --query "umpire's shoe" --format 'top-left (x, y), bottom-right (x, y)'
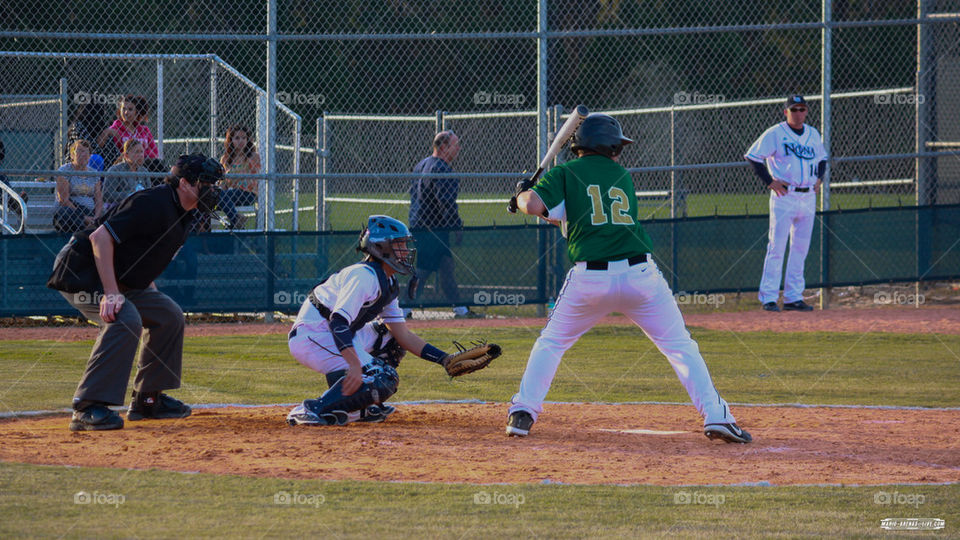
top-left (704, 423), bottom-right (752, 444)
top-left (127, 391), bottom-right (192, 421)
top-left (506, 410), bottom-right (534, 437)
top-left (69, 402), bottom-right (124, 431)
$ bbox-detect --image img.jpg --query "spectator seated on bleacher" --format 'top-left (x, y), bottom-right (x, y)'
top-left (103, 139), bottom-right (149, 210)
top-left (219, 124), bottom-right (261, 229)
top-left (53, 139), bottom-right (102, 233)
top-left (97, 94), bottom-right (163, 175)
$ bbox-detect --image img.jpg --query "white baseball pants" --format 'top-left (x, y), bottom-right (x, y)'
top-left (758, 190), bottom-right (817, 304)
top-left (509, 258), bottom-right (735, 426)
top-left (288, 320), bottom-right (379, 375)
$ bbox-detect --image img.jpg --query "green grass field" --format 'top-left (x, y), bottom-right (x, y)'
top-left (2, 326), bottom-right (958, 537)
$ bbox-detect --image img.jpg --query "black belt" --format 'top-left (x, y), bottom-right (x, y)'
top-left (792, 187), bottom-right (810, 192)
top-left (585, 253), bottom-right (648, 271)
top-left (309, 292), bottom-right (332, 319)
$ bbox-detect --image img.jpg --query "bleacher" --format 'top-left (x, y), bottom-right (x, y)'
top-left (9, 180), bottom-right (57, 233)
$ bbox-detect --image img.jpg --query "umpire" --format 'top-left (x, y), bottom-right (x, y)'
top-left (47, 153), bottom-right (224, 431)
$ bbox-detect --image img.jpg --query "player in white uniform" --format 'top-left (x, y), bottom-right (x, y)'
top-left (745, 95), bottom-right (827, 312)
top-left (285, 215), bottom-right (461, 426)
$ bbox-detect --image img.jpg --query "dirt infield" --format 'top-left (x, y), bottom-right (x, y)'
top-left (4, 306), bottom-right (960, 342)
top-left (2, 403), bottom-right (958, 486)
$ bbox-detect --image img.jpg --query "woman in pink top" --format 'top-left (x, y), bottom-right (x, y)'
top-left (97, 94), bottom-right (159, 160)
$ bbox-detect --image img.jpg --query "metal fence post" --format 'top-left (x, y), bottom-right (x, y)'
top-left (209, 60), bottom-right (217, 158)
top-left (320, 113), bottom-right (329, 231)
top-left (265, 0), bottom-right (278, 232)
top-left (916, 0), bottom-right (935, 304)
top-left (670, 105), bottom-right (679, 292)
top-left (156, 60), bottom-right (164, 161)
top-left (819, 0), bottom-right (833, 309)
top-left (292, 116), bottom-right (301, 231)
top-left (58, 78), bottom-right (67, 166)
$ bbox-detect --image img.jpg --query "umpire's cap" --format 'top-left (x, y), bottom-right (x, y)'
top-left (172, 153), bottom-right (225, 184)
top-left (570, 113), bottom-right (633, 158)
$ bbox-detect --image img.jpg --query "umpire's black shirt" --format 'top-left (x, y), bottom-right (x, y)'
top-left (99, 183), bottom-right (194, 290)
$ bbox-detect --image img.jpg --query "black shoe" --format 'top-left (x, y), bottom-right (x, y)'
top-left (762, 302), bottom-right (780, 312)
top-left (506, 410), bottom-right (534, 437)
top-left (358, 404), bottom-right (395, 423)
top-left (69, 403), bottom-right (124, 431)
top-left (782, 300), bottom-right (814, 311)
top-left (704, 423), bottom-right (753, 444)
top-left (127, 391), bottom-right (192, 421)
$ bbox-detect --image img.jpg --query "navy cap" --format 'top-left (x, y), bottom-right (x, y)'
top-left (785, 95), bottom-right (807, 109)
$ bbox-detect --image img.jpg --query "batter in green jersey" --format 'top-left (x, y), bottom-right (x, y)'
top-left (531, 154), bottom-right (653, 263)
top-left (506, 113), bottom-right (752, 445)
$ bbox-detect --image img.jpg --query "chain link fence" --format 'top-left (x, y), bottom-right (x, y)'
top-left (1, 0), bottom-right (959, 316)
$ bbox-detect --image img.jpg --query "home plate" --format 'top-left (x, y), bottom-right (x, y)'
top-left (598, 428), bottom-right (688, 435)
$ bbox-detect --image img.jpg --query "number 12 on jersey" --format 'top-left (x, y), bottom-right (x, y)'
top-left (587, 185), bottom-right (636, 225)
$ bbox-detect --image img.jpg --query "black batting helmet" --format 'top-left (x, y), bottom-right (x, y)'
top-left (570, 113), bottom-right (634, 158)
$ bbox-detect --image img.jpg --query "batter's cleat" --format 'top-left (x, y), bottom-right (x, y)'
top-left (762, 302), bottom-right (780, 312)
top-left (704, 423), bottom-right (753, 444)
top-left (506, 410), bottom-right (534, 437)
top-left (127, 391), bottom-right (191, 421)
top-left (69, 403), bottom-right (124, 431)
top-left (783, 300), bottom-right (814, 311)
top-left (358, 404), bottom-right (395, 423)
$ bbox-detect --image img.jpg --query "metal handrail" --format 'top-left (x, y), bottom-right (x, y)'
top-left (0, 182), bottom-right (27, 235)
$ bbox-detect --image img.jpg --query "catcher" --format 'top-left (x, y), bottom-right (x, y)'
top-left (285, 215), bottom-right (500, 426)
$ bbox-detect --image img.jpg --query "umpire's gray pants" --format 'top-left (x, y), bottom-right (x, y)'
top-left (62, 288), bottom-right (185, 406)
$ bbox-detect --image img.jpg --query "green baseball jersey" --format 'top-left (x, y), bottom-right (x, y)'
top-left (531, 154), bottom-right (654, 263)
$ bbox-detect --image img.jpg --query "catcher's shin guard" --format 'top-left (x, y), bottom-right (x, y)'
top-left (302, 362), bottom-right (399, 422)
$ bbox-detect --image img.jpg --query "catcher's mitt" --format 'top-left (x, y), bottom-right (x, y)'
top-left (442, 340), bottom-right (501, 377)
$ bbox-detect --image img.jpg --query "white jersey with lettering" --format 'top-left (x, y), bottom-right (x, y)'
top-left (744, 122), bottom-right (827, 188)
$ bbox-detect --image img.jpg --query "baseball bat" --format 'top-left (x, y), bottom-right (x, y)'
top-left (508, 104), bottom-right (589, 213)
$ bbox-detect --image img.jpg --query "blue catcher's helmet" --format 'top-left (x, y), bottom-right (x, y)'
top-left (570, 113), bottom-right (634, 158)
top-left (358, 215), bottom-right (416, 275)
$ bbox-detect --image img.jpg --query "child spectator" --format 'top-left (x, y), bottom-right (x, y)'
top-left (98, 94), bottom-right (159, 165)
top-left (219, 124), bottom-right (261, 229)
top-left (103, 139), bottom-right (148, 209)
top-left (54, 139), bottom-right (102, 232)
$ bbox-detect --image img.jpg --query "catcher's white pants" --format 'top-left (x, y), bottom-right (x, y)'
top-left (759, 190), bottom-right (817, 304)
top-left (288, 320), bottom-right (380, 374)
top-left (509, 258), bottom-right (735, 426)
